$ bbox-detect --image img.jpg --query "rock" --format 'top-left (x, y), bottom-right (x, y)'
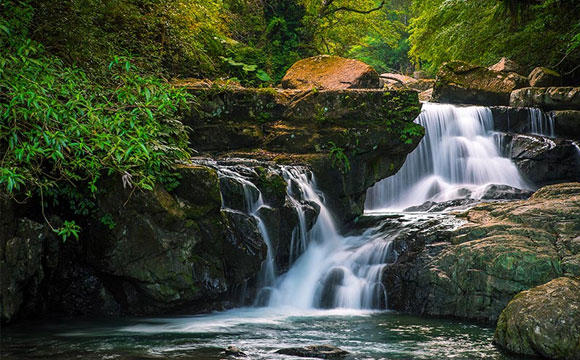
top-left (549, 110), bottom-right (580, 140)
top-left (506, 133), bottom-right (580, 186)
top-left (380, 73), bottom-right (434, 92)
top-left (510, 87), bottom-right (580, 110)
top-left (276, 344), bottom-right (350, 359)
top-left (419, 88), bottom-right (433, 102)
top-left (494, 277), bottom-right (580, 360)
top-left (489, 57), bottom-right (526, 75)
top-left (281, 55), bottom-right (380, 90)
top-left (384, 183), bottom-right (580, 323)
top-left (413, 70), bottom-right (430, 80)
top-left (489, 106), bottom-right (540, 134)
top-left (528, 66), bottom-right (562, 87)
top-left (224, 345), bottom-right (247, 357)
top-left (83, 165), bottom-right (267, 314)
top-left (183, 86), bottom-right (423, 223)
top-left (1, 218), bottom-right (50, 323)
top-left (479, 184), bottom-right (533, 200)
top-left (432, 60), bottom-right (528, 106)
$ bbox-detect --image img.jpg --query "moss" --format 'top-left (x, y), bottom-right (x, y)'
top-left (256, 168), bottom-right (287, 201)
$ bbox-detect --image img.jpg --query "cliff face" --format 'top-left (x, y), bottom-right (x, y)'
top-left (1, 86), bottom-right (423, 323)
top-left (184, 86), bottom-right (423, 223)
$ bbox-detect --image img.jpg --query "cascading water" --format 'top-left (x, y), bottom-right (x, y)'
top-left (528, 107), bottom-right (555, 137)
top-left (365, 102), bottom-right (529, 211)
top-left (215, 165), bottom-right (277, 290)
top-left (267, 167), bottom-right (393, 309)
top-left (205, 161), bottom-right (396, 310)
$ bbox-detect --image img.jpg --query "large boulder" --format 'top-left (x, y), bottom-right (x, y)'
top-left (281, 55), bottom-right (380, 90)
top-left (432, 60), bottom-right (528, 106)
top-left (528, 66), bottom-right (562, 87)
top-left (489, 57), bottom-right (526, 75)
top-left (384, 183), bottom-right (580, 323)
top-left (494, 277), bottom-right (580, 360)
top-left (83, 165), bottom-right (268, 314)
top-left (510, 87), bottom-right (580, 110)
top-left (504, 133), bottom-right (580, 185)
top-left (379, 73), bottom-right (434, 91)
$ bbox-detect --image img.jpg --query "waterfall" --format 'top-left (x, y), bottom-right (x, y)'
top-left (215, 165), bottom-right (277, 290)
top-left (207, 161), bottom-right (394, 310)
top-left (528, 108), bottom-right (555, 137)
top-left (267, 167), bottom-right (392, 310)
top-left (365, 102), bottom-right (529, 211)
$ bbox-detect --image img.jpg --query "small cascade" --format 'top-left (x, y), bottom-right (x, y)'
top-left (214, 164), bottom-right (277, 290)
top-left (267, 167), bottom-right (394, 310)
top-left (366, 102), bottom-right (529, 211)
top-left (528, 108), bottom-right (555, 137)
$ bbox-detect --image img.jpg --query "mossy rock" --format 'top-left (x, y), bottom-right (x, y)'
top-left (494, 277), bottom-right (580, 360)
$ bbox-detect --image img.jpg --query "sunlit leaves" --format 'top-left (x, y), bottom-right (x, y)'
top-left (0, 2), bottom-right (191, 220)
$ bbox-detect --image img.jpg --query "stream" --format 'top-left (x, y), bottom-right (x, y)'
top-left (1, 103), bottom-right (545, 359)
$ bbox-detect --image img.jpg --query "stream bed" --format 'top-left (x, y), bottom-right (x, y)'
top-left (1, 308), bottom-right (522, 359)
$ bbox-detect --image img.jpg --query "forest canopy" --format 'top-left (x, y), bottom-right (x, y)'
top-left (17, 0), bottom-right (580, 82)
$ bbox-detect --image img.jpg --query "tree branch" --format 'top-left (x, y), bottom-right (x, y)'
top-left (320, 0), bottom-right (385, 18)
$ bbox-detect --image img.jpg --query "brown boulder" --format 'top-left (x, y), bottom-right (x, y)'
top-left (281, 55), bottom-right (379, 90)
top-left (433, 61), bottom-right (528, 106)
top-left (529, 67), bottom-right (562, 87)
top-left (489, 57), bottom-right (526, 75)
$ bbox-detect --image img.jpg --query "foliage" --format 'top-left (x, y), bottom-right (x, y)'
top-left (409, 0), bottom-right (580, 78)
top-left (29, 0), bottom-right (228, 78)
top-left (0, 1), bottom-right (191, 236)
top-left (328, 141), bottom-right (351, 173)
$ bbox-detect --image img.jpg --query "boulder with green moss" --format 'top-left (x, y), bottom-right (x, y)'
top-left (494, 276), bottom-right (580, 360)
top-left (432, 60), bottom-right (527, 106)
top-left (510, 87), bottom-right (580, 110)
top-left (84, 164), bottom-right (267, 314)
top-left (385, 183), bottom-right (580, 323)
top-left (281, 55), bottom-right (380, 90)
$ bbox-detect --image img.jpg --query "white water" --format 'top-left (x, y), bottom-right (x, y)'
top-left (267, 167), bottom-right (392, 309)
top-left (528, 108), bottom-right (555, 137)
top-left (365, 103), bottom-right (529, 211)
top-left (216, 166), bottom-right (276, 289)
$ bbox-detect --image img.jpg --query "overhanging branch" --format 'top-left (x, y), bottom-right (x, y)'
top-left (320, 0), bottom-right (386, 17)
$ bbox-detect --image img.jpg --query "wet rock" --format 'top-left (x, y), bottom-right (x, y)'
top-left (506, 134), bottom-right (580, 185)
top-left (0, 218), bottom-right (50, 323)
top-left (281, 55), bottom-right (379, 90)
top-left (84, 165), bottom-right (266, 315)
top-left (489, 57), bottom-right (526, 75)
top-left (384, 183), bottom-right (580, 323)
top-left (549, 110), bottom-right (580, 140)
top-left (276, 344), bottom-right (350, 359)
top-left (432, 60), bottom-right (528, 106)
top-left (494, 277), bottom-right (580, 360)
top-left (181, 85), bottom-right (423, 223)
top-left (528, 66), bottom-right (562, 87)
top-left (224, 345), bottom-right (247, 357)
top-left (317, 267), bottom-right (346, 308)
top-left (479, 184), bottom-right (534, 200)
top-left (510, 86), bottom-right (580, 110)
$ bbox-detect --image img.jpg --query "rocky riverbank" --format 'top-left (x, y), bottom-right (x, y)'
top-left (0, 56), bottom-right (423, 323)
top-left (384, 182), bottom-right (580, 323)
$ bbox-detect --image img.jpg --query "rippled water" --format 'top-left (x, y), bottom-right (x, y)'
top-left (1, 308), bottom-right (521, 359)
